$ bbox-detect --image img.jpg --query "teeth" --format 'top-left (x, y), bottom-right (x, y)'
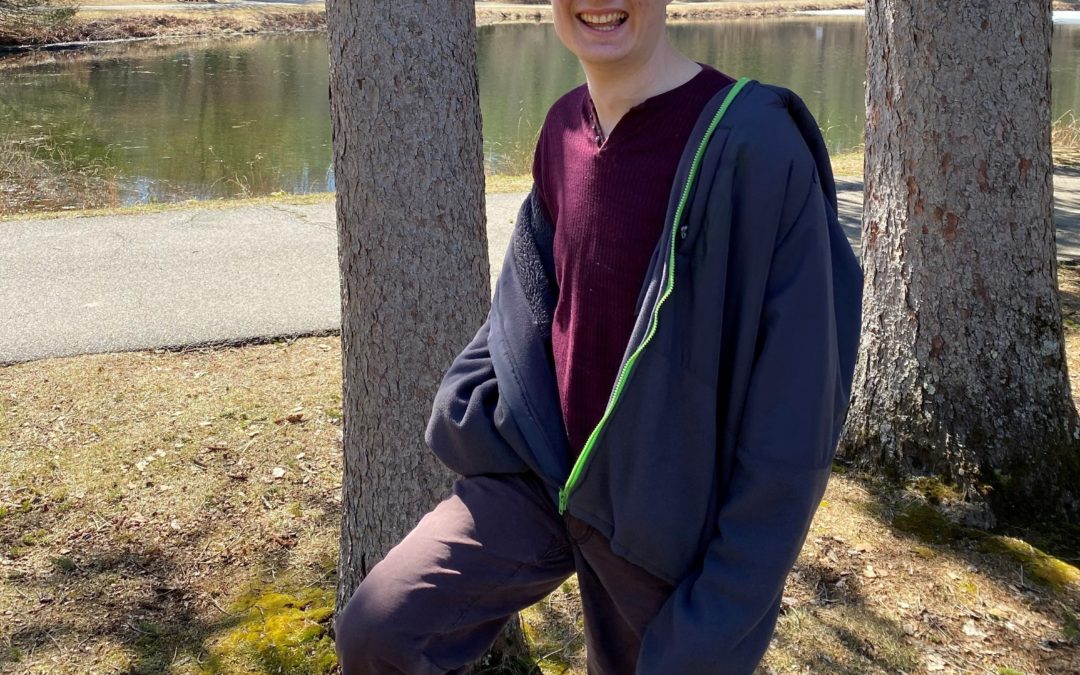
top-left (579, 12), bottom-right (627, 26)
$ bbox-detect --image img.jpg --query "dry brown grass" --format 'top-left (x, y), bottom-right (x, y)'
top-left (666, 0), bottom-right (859, 21)
top-left (830, 120), bottom-right (1080, 180)
top-left (0, 135), bottom-right (119, 216)
top-left (0, 336), bottom-right (344, 671)
top-left (4, 193), bottom-right (1080, 671)
top-left (1, 6), bottom-right (324, 47)
top-left (1054, 112), bottom-right (1080, 168)
top-left (5, 0), bottom-right (1077, 46)
top-left (3, 284), bottom-right (1080, 672)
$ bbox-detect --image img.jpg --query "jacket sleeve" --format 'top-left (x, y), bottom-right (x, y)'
top-left (636, 168), bottom-right (848, 674)
top-left (424, 310), bottom-right (532, 477)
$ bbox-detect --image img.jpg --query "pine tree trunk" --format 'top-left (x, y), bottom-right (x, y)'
top-left (326, 0), bottom-right (489, 622)
top-left (841, 0), bottom-right (1080, 523)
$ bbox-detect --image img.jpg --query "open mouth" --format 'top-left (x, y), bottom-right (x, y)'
top-left (577, 11), bottom-right (629, 32)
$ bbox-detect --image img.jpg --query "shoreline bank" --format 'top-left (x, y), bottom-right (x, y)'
top-left (5, 1), bottom-right (1079, 51)
top-left (1, 1), bottom-right (872, 51)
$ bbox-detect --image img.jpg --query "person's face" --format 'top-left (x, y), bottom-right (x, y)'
top-left (551, 0), bottom-right (672, 72)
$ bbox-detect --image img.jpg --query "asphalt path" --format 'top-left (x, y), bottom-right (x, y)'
top-left (3, 173), bottom-right (1080, 365)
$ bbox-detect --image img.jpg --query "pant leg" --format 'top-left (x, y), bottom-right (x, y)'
top-left (565, 513), bottom-right (675, 675)
top-left (335, 471), bottom-right (575, 675)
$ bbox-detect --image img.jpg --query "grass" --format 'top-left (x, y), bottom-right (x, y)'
top-left (0, 336), bottom-right (345, 672)
top-left (4, 129), bottom-right (1073, 220)
top-left (0, 175), bottom-right (529, 223)
top-left (486, 173), bottom-right (534, 194)
top-left (0, 190), bottom-right (334, 222)
top-left (0, 134), bottom-right (119, 216)
top-left (827, 116), bottom-right (1080, 178)
top-left (1055, 111), bottom-right (1080, 168)
top-left (1, 5), bottom-right (325, 48)
top-left (3, 267), bottom-right (1080, 673)
top-left (0, 0), bottom-right (870, 47)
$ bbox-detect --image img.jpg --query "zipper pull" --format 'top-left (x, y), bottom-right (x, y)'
top-left (679, 223), bottom-right (689, 240)
top-left (558, 488), bottom-right (568, 514)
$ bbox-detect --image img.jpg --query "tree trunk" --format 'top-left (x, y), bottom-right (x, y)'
top-left (326, 0), bottom-right (488, 620)
top-left (841, 0), bottom-right (1080, 523)
top-left (326, 0), bottom-right (533, 667)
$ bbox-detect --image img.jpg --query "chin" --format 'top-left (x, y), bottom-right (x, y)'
top-left (575, 50), bottom-right (632, 68)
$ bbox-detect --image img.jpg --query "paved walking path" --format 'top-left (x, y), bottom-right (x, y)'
top-left (3, 173), bottom-right (1080, 365)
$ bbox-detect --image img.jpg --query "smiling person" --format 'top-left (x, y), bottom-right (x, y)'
top-left (334, 1), bottom-right (863, 674)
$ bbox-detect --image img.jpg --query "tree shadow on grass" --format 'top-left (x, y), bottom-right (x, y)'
top-left (763, 556), bottom-right (921, 674)
top-left (0, 482), bottom-right (339, 673)
top-left (1056, 260), bottom-right (1080, 330)
top-left (5, 547), bottom-right (246, 672)
top-left (841, 469), bottom-right (1080, 672)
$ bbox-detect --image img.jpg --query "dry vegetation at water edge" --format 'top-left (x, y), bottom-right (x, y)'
top-left (0, 5), bottom-right (325, 48)
top-left (0, 135), bottom-right (118, 216)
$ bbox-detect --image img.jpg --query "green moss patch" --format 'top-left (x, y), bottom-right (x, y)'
top-left (518, 577), bottom-right (585, 673)
top-left (910, 476), bottom-right (964, 505)
top-left (891, 502), bottom-right (959, 545)
top-left (1063, 608), bottom-right (1080, 642)
top-left (207, 586), bottom-right (336, 674)
top-left (979, 536), bottom-right (1080, 592)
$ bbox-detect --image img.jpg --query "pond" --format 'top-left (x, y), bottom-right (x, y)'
top-left (2, 17), bottom-right (1079, 205)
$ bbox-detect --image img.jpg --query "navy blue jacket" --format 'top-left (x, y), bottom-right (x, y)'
top-left (426, 78), bottom-right (863, 674)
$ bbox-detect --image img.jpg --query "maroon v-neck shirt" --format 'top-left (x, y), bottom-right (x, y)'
top-left (532, 63), bottom-right (736, 459)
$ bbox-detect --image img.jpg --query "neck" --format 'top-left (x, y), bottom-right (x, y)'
top-left (583, 42), bottom-right (701, 139)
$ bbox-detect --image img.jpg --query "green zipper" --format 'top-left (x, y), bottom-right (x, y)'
top-left (557, 76), bottom-right (752, 515)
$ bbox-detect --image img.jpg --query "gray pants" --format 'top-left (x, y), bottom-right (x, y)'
top-left (334, 471), bottom-right (675, 674)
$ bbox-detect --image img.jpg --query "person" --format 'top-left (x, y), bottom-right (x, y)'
top-left (334, 1), bottom-right (863, 673)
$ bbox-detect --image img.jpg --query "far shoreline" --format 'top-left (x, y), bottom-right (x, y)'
top-left (0, 1), bottom-right (875, 52)
top-left (5, 1), bottom-right (1076, 52)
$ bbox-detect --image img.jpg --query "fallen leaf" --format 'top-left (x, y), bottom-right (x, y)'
top-left (962, 620), bottom-right (986, 638)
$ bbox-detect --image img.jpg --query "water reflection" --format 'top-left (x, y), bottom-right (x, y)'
top-left (1, 18), bottom-right (1079, 206)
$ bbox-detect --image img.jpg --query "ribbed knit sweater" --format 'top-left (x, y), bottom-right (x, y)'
top-left (531, 63), bottom-right (735, 459)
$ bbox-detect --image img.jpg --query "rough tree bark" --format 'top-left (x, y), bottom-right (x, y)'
top-left (840, 0), bottom-right (1080, 523)
top-left (326, 0), bottom-right (534, 666)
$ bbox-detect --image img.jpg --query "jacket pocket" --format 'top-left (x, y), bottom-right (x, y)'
top-left (572, 348), bottom-right (722, 583)
top-left (676, 127), bottom-right (731, 257)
